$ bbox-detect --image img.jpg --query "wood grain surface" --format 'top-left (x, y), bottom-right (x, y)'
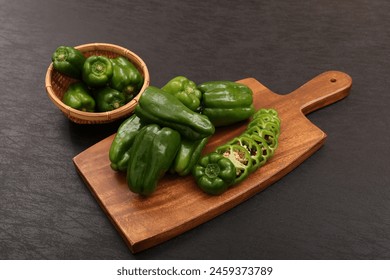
top-left (73, 71), bottom-right (352, 253)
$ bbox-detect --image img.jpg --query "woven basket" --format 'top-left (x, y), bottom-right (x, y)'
top-left (45, 43), bottom-right (150, 124)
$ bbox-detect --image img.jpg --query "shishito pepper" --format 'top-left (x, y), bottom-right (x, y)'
top-left (52, 46), bottom-right (86, 79)
top-left (198, 81), bottom-right (255, 127)
top-left (192, 152), bottom-right (236, 195)
top-left (127, 124), bottom-right (181, 196)
top-left (62, 82), bottom-right (95, 112)
top-left (171, 137), bottom-right (209, 176)
top-left (161, 76), bottom-right (202, 111)
top-left (82, 55), bottom-right (113, 87)
top-left (94, 87), bottom-right (127, 112)
top-left (110, 56), bottom-right (144, 101)
top-left (109, 115), bottom-right (144, 172)
top-left (135, 86), bottom-right (215, 140)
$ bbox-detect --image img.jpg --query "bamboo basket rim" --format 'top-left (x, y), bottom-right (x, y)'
top-left (45, 42), bottom-right (150, 123)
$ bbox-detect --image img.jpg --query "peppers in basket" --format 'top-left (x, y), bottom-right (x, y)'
top-left (62, 82), bottom-right (95, 112)
top-left (52, 46), bottom-right (86, 79)
top-left (110, 56), bottom-right (144, 101)
top-left (198, 81), bottom-right (255, 127)
top-left (82, 55), bottom-right (113, 87)
top-left (94, 87), bottom-right (127, 112)
top-left (51, 44), bottom-right (147, 113)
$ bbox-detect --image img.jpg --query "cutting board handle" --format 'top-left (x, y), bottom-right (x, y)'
top-left (289, 71), bottom-right (352, 115)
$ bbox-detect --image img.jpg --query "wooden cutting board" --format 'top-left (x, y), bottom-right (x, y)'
top-left (73, 71), bottom-right (352, 253)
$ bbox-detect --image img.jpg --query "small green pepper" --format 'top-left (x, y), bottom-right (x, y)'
top-left (248, 120), bottom-right (280, 139)
top-left (171, 137), bottom-right (209, 176)
top-left (82, 55), bottom-right (113, 87)
top-left (249, 109), bottom-right (281, 137)
top-left (52, 46), bottom-right (86, 79)
top-left (109, 115), bottom-right (144, 172)
top-left (198, 81), bottom-right (255, 127)
top-left (191, 107), bottom-right (281, 195)
top-left (135, 86), bottom-right (215, 140)
top-left (215, 144), bottom-right (253, 184)
top-left (110, 56), bottom-right (144, 100)
top-left (162, 76), bottom-right (202, 111)
top-left (94, 87), bottom-right (127, 112)
top-left (244, 127), bottom-right (278, 156)
top-left (228, 135), bottom-right (266, 172)
top-left (62, 82), bottom-right (95, 112)
top-left (192, 152), bottom-right (236, 195)
top-left (127, 124), bottom-right (181, 196)
top-left (253, 108), bottom-right (279, 119)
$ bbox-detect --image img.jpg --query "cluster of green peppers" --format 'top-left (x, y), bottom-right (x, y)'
top-left (161, 76), bottom-right (255, 127)
top-left (109, 85), bottom-right (214, 196)
top-left (109, 75), bottom-right (280, 196)
top-left (52, 46), bottom-right (143, 112)
top-left (192, 109), bottom-right (281, 195)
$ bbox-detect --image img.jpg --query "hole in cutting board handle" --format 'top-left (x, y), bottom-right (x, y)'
top-left (290, 71), bottom-right (351, 115)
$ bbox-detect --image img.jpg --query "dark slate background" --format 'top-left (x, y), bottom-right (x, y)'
top-left (1, 0), bottom-right (389, 259)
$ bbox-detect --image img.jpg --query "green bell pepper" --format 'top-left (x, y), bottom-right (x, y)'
top-left (135, 86), bottom-right (215, 140)
top-left (245, 133), bottom-right (273, 159)
top-left (161, 76), bottom-right (202, 111)
top-left (248, 108), bottom-right (281, 137)
top-left (244, 127), bottom-right (278, 156)
top-left (192, 152), bottom-right (236, 195)
top-left (109, 115), bottom-right (144, 172)
top-left (52, 46), bottom-right (86, 79)
top-left (62, 82), bottom-right (95, 112)
top-left (198, 81), bottom-right (255, 127)
top-left (215, 144), bottom-right (253, 184)
top-left (244, 108), bottom-right (280, 157)
top-left (171, 137), bottom-right (209, 176)
top-left (94, 87), bottom-right (127, 112)
top-left (253, 108), bottom-right (279, 118)
top-left (191, 107), bottom-right (281, 195)
top-left (228, 135), bottom-right (267, 172)
top-left (82, 55), bottom-right (113, 87)
top-left (110, 56), bottom-right (144, 101)
top-left (127, 124), bottom-right (181, 196)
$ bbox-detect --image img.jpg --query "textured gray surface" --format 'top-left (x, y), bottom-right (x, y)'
top-left (0, 0), bottom-right (389, 259)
